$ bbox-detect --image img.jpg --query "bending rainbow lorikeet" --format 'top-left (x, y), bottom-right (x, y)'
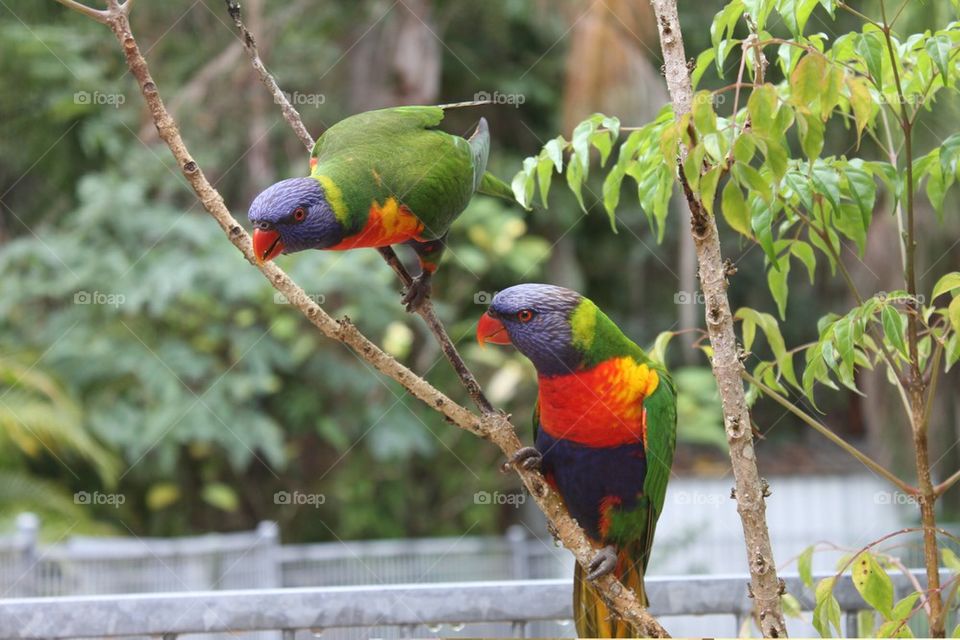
top-left (248, 105), bottom-right (513, 310)
top-left (476, 284), bottom-right (676, 638)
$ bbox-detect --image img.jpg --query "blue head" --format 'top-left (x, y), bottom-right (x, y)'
top-left (248, 177), bottom-right (344, 263)
top-left (477, 283), bottom-right (586, 377)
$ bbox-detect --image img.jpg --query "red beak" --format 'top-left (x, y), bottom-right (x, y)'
top-left (252, 228), bottom-right (285, 264)
top-left (477, 311), bottom-right (511, 347)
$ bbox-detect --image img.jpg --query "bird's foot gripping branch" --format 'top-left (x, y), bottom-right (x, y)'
top-left (53, 0), bottom-right (669, 635)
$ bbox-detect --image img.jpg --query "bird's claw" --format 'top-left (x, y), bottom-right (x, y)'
top-left (586, 545), bottom-right (618, 581)
top-left (504, 446), bottom-right (542, 472)
top-left (401, 272), bottom-right (432, 313)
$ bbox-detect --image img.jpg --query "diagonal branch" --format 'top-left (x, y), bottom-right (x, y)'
top-left (649, 0), bottom-right (788, 636)
top-left (223, 0), bottom-right (495, 415)
top-left (743, 371), bottom-right (917, 495)
top-left (53, 1), bottom-right (668, 635)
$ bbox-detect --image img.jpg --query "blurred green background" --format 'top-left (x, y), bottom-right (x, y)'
top-left (1, 0), bottom-right (959, 543)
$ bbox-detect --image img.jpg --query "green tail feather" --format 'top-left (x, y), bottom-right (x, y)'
top-left (573, 541), bottom-right (647, 638)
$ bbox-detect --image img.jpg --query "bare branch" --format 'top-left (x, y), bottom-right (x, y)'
top-left (649, 0), bottom-right (787, 636)
top-left (60, 4), bottom-right (668, 636)
top-left (54, 0), bottom-right (110, 23)
top-left (224, 0), bottom-right (314, 150)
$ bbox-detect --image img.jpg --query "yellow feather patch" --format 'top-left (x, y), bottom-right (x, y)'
top-left (313, 175), bottom-right (349, 224)
top-left (569, 300), bottom-right (597, 352)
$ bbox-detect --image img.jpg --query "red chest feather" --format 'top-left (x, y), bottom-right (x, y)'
top-left (538, 357), bottom-right (659, 448)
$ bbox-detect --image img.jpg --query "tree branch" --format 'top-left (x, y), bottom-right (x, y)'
top-left (54, 1), bottom-right (668, 635)
top-left (222, 0), bottom-right (495, 415)
top-left (649, 1), bottom-right (788, 636)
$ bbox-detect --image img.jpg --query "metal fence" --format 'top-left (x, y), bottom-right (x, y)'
top-left (0, 514), bottom-right (566, 599)
top-left (0, 571), bottom-right (946, 639)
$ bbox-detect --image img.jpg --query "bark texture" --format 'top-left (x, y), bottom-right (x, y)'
top-left (649, 1), bottom-right (787, 636)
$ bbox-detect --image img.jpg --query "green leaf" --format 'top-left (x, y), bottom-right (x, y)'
top-left (781, 592), bottom-right (803, 618)
top-left (790, 53), bottom-right (828, 109)
top-left (692, 48), bottom-right (717, 89)
top-left (811, 162), bottom-right (842, 211)
top-left (821, 64), bottom-right (844, 119)
top-left (748, 83), bottom-right (779, 136)
top-left (932, 272), bottom-right (960, 300)
top-left (798, 111), bottom-right (825, 160)
top-left (701, 166), bottom-right (722, 216)
top-left (602, 164), bottom-right (626, 229)
top-left (926, 33), bottom-right (952, 81)
top-left (147, 482), bottom-right (180, 511)
top-left (892, 592), bottom-right (921, 621)
top-left (950, 297), bottom-right (960, 333)
top-left (845, 162), bottom-right (876, 230)
top-left (778, 0), bottom-right (820, 37)
top-left (537, 154), bottom-right (555, 206)
top-left (736, 307), bottom-right (798, 386)
top-left (791, 241), bottom-right (817, 283)
top-left (768, 253), bottom-right (791, 319)
top-left (565, 156), bottom-right (587, 213)
top-left (847, 76), bottom-right (874, 145)
top-left (752, 202), bottom-right (777, 263)
top-left (852, 551), bottom-right (894, 619)
top-left (590, 130), bottom-right (615, 166)
top-left (858, 610), bottom-right (876, 637)
top-left (733, 162), bottom-right (773, 202)
top-left (814, 576), bottom-right (842, 637)
top-left (201, 482), bottom-right (239, 512)
top-left (881, 305), bottom-right (909, 358)
top-left (648, 331), bottom-right (676, 367)
top-left (511, 156), bottom-right (537, 210)
top-left (722, 179), bottom-right (752, 237)
top-left (857, 31), bottom-right (884, 82)
top-left (692, 91), bottom-right (718, 133)
top-left (799, 545), bottom-right (815, 589)
top-left (544, 136), bottom-right (565, 172)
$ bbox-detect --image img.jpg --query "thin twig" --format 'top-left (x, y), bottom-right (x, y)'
top-left (743, 371), bottom-right (918, 495)
top-left (53, 1), bottom-right (667, 635)
top-left (223, 0), bottom-right (495, 415)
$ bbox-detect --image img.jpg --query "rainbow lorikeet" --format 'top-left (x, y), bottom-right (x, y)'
top-left (476, 284), bottom-right (676, 638)
top-left (248, 105), bottom-right (513, 310)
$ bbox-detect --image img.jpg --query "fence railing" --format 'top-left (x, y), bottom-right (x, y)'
top-left (0, 515), bottom-right (566, 598)
top-left (0, 570), bottom-right (944, 639)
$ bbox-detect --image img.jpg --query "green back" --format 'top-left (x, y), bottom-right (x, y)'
top-left (309, 106), bottom-right (480, 240)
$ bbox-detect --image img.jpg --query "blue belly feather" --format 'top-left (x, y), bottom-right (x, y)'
top-left (535, 428), bottom-right (647, 542)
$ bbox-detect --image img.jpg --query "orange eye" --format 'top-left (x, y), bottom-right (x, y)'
top-left (517, 309), bottom-right (534, 323)
top-left (293, 207), bottom-right (306, 221)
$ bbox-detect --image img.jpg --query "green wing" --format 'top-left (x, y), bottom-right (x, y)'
top-left (637, 369), bottom-right (677, 558)
top-left (309, 106), bottom-right (481, 239)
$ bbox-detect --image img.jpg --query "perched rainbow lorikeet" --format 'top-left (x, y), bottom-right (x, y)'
top-left (248, 105), bottom-right (513, 310)
top-left (476, 284), bottom-right (676, 638)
